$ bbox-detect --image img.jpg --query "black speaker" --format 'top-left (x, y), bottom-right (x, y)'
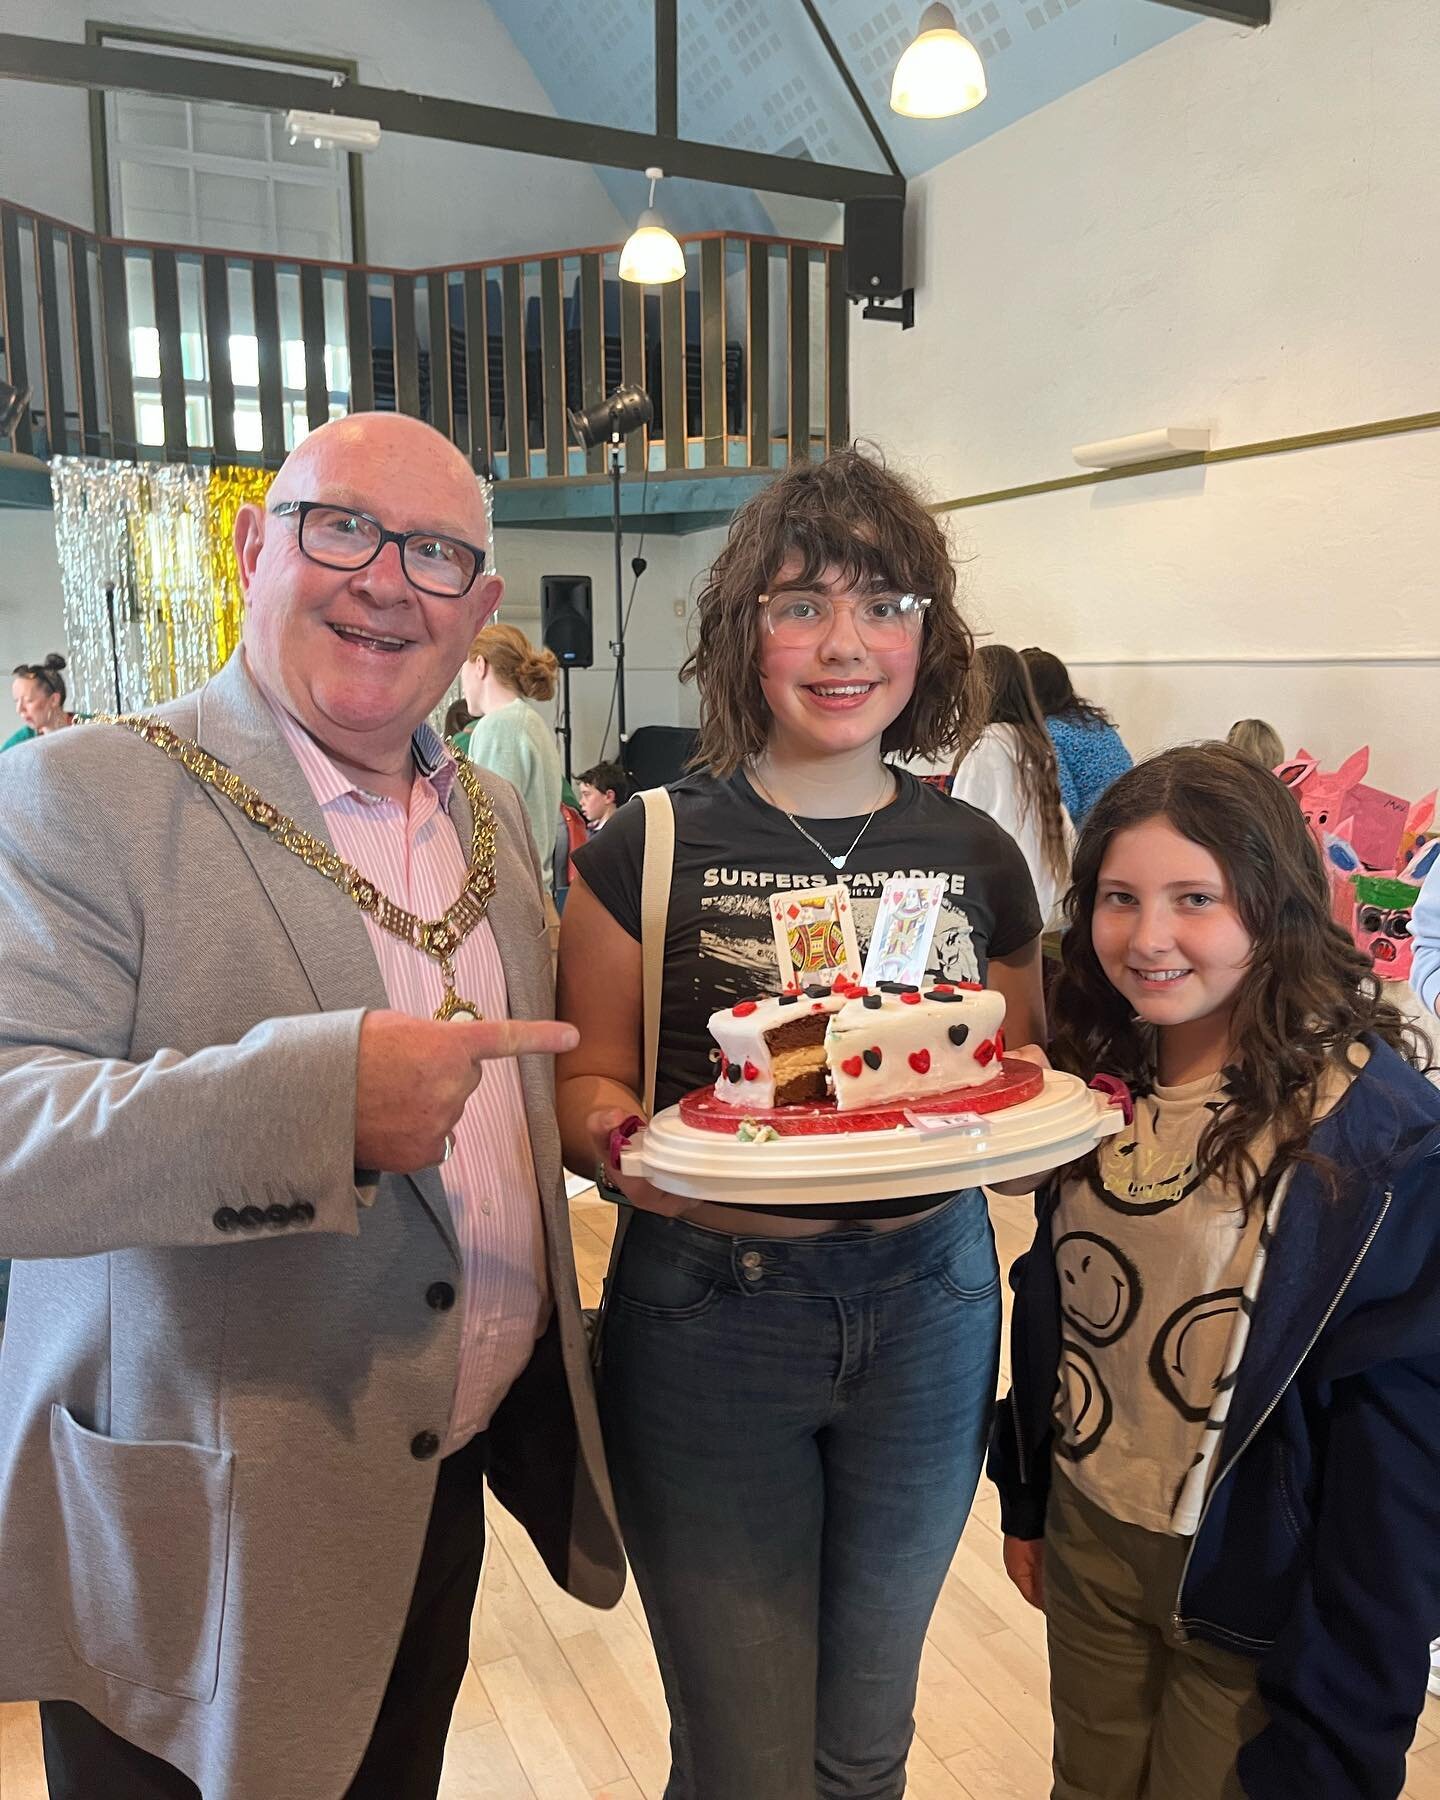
top-left (844, 196), bottom-right (905, 301)
top-left (540, 574), bottom-right (593, 669)
top-left (623, 726), bottom-right (699, 792)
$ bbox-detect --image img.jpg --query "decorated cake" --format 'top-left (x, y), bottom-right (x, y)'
top-left (709, 975), bottom-right (1007, 1113)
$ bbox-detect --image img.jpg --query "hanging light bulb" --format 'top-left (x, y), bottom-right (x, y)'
top-left (619, 167), bottom-right (686, 285)
top-left (890, 2), bottom-right (988, 118)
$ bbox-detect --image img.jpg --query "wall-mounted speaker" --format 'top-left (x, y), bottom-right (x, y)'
top-left (844, 196), bottom-right (905, 301)
top-left (540, 575), bottom-right (594, 669)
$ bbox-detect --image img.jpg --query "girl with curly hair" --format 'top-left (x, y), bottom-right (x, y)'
top-left (556, 447), bottom-right (1047, 1799)
top-left (991, 742), bottom-right (1440, 1800)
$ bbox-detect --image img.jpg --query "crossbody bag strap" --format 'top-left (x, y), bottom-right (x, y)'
top-left (591, 785), bottom-right (675, 1369)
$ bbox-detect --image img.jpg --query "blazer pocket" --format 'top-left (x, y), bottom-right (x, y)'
top-left (50, 1405), bottom-right (234, 1702)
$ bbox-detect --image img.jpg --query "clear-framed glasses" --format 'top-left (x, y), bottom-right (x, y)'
top-left (758, 589), bottom-right (931, 649)
top-left (270, 500), bottom-right (487, 598)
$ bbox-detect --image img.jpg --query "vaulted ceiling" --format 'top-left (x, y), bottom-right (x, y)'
top-left (487, 0), bottom-right (1202, 234)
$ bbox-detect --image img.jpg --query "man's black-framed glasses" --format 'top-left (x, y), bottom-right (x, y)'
top-left (270, 500), bottom-right (487, 598)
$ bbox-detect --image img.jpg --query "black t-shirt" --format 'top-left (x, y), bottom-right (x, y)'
top-left (573, 767), bottom-right (1042, 1217)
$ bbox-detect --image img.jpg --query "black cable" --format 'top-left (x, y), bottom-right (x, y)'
top-left (598, 456), bottom-right (651, 761)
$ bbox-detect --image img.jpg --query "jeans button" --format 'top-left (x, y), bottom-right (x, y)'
top-left (740, 1249), bottom-right (763, 1281)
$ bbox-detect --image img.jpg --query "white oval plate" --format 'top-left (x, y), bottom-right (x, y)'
top-left (620, 1069), bottom-right (1124, 1206)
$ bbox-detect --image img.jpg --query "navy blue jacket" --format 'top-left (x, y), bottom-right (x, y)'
top-left (989, 1039), bottom-right (1440, 1800)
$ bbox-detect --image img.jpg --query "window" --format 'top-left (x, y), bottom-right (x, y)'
top-left (96, 30), bottom-right (362, 262)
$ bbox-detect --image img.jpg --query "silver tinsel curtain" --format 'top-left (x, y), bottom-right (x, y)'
top-left (49, 459), bottom-right (262, 713)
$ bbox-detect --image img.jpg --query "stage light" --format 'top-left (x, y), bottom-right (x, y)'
top-left (568, 383), bottom-right (654, 449)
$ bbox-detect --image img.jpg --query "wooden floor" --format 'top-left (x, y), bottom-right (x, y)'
top-left (3, 1188), bottom-right (1437, 1798)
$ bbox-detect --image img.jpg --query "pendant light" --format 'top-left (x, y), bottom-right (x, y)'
top-left (619, 167), bottom-right (686, 285)
top-left (890, 3), bottom-right (988, 119)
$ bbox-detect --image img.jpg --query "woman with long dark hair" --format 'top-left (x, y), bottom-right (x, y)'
top-left (991, 743), bottom-right (1440, 1800)
top-left (1021, 646), bottom-right (1132, 826)
top-left (952, 643), bottom-right (1074, 927)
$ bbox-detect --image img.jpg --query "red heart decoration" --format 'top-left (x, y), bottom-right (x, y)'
top-left (901, 992), bottom-right (922, 1006)
top-left (841, 1056), bottom-right (863, 1078)
top-left (743, 1060), bottom-right (759, 1081)
top-left (909, 1049), bottom-right (931, 1074)
top-left (732, 1000), bottom-right (758, 1017)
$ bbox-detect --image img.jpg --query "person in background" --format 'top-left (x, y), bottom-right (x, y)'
top-left (1412, 855), bottom-right (1440, 1023)
top-left (1021, 647), bottom-right (1132, 827)
top-left (459, 622), bottom-right (563, 892)
top-left (1226, 717), bottom-right (1285, 769)
top-left (953, 644), bottom-right (1075, 928)
top-left (992, 744), bottom-right (1440, 1800)
top-left (575, 759), bottom-right (628, 832)
top-left (442, 698), bottom-right (474, 743)
top-left (6, 654), bottom-right (78, 750)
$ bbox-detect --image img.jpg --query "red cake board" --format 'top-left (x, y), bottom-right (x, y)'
top-left (678, 1057), bottom-right (1045, 1137)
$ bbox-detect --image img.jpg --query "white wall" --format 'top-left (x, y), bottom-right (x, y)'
top-left (491, 524), bottom-right (727, 773)
top-left (0, 509), bottom-right (70, 684)
top-left (850, 0), bottom-right (1440, 800)
top-left (0, 0), bottom-right (626, 263)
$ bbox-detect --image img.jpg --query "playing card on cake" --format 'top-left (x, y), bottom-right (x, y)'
top-left (769, 884), bottom-right (862, 985)
top-left (861, 878), bottom-right (946, 987)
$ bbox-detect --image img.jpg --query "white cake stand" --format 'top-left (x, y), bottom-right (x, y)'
top-left (619, 1069), bottom-right (1124, 1207)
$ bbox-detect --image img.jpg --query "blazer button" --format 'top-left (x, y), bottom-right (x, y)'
top-left (212, 1207), bottom-right (240, 1232)
top-left (265, 1204), bottom-right (290, 1227)
top-left (290, 1202), bottom-right (316, 1225)
top-left (426, 1282), bottom-right (456, 1311)
top-left (238, 1205), bottom-right (266, 1231)
top-left (410, 1431), bottom-right (441, 1460)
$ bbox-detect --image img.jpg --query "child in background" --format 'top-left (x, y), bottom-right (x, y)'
top-left (952, 644), bottom-right (1075, 927)
top-left (1226, 717), bottom-right (1285, 768)
top-left (991, 743), bottom-right (1440, 1800)
top-left (1022, 647), bottom-right (1133, 826)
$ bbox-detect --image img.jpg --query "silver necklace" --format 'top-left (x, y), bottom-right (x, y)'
top-left (749, 763), bottom-right (893, 872)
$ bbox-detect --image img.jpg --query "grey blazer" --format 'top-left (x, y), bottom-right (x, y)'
top-left (0, 653), bottom-right (624, 1800)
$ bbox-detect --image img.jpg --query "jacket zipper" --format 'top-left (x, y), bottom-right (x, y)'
top-left (1169, 1187), bottom-right (1392, 1641)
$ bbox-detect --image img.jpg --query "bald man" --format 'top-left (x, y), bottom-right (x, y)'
top-left (0, 416), bottom-right (624, 1800)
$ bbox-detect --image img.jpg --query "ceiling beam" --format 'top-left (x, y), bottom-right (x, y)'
top-left (655, 0), bottom-right (677, 142)
top-left (1143, 0), bottom-right (1270, 24)
top-left (795, 0), bottom-right (903, 183)
top-left (0, 31), bottom-right (905, 203)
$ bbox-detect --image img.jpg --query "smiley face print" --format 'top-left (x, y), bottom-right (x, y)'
top-left (1054, 1342), bottom-right (1113, 1462)
top-left (1054, 1232), bottom-right (1142, 1348)
top-left (1149, 1288), bottom-right (1249, 1422)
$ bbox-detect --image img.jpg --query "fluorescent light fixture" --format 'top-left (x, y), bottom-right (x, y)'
top-left (1072, 427), bottom-right (1212, 469)
top-left (619, 168), bottom-right (686, 286)
top-left (890, 3), bottom-right (987, 119)
top-left (284, 109), bottom-right (382, 153)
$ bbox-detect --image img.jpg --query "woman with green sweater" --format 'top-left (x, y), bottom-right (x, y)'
top-left (458, 621), bottom-right (564, 890)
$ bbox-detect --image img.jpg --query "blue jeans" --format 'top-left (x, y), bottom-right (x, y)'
top-left (599, 1195), bottom-right (1001, 1800)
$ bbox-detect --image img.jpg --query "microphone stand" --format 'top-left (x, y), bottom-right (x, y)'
top-left (608, 434), bottom-right (626, 749)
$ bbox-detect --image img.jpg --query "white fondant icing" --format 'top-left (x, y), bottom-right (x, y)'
top-left (827, 987), bottom-right (1007, 1110)
top-left (707, 982), bottom-right (1007, 1113)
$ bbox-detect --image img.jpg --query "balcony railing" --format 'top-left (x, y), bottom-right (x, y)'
top-left (0, 198), bottom-right (849, 487)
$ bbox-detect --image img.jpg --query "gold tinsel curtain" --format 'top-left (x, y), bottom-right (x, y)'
top-left (50, 459), bottom-right (274, 713)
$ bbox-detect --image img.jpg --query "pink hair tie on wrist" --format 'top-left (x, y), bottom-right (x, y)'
top-left (607, 1115), bottom-right (647, 1171)
top-left (1088, 1074), bottom-right (1134, 1127)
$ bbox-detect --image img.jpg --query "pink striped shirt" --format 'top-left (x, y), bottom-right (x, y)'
top-left (267, 690), bottom-right (549, 1453)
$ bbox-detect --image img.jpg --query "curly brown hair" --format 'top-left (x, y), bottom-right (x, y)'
top-left (1051, 742), bottom-right (1427, 1207)
top-left (679, 448), bottom-right (982, 774)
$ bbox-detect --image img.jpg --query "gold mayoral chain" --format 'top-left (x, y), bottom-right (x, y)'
top-left (112, 716), bottom-right (496, 1023)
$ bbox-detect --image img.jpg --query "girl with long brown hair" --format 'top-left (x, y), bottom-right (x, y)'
top-left (951, 642), bottom-right (1074, 926)
top-left (555, 448), bottom-right (1046, 1799)
top-left (991, 743), bottom-right (1440, 1800)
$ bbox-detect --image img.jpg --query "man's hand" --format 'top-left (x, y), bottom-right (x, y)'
top-left (1003, 1534), bottom-right (1045, 1610)
top-left (588, 1106), bottom-right (701, 1219)
top-left (355, 1009), bottom-right (578, 1173)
